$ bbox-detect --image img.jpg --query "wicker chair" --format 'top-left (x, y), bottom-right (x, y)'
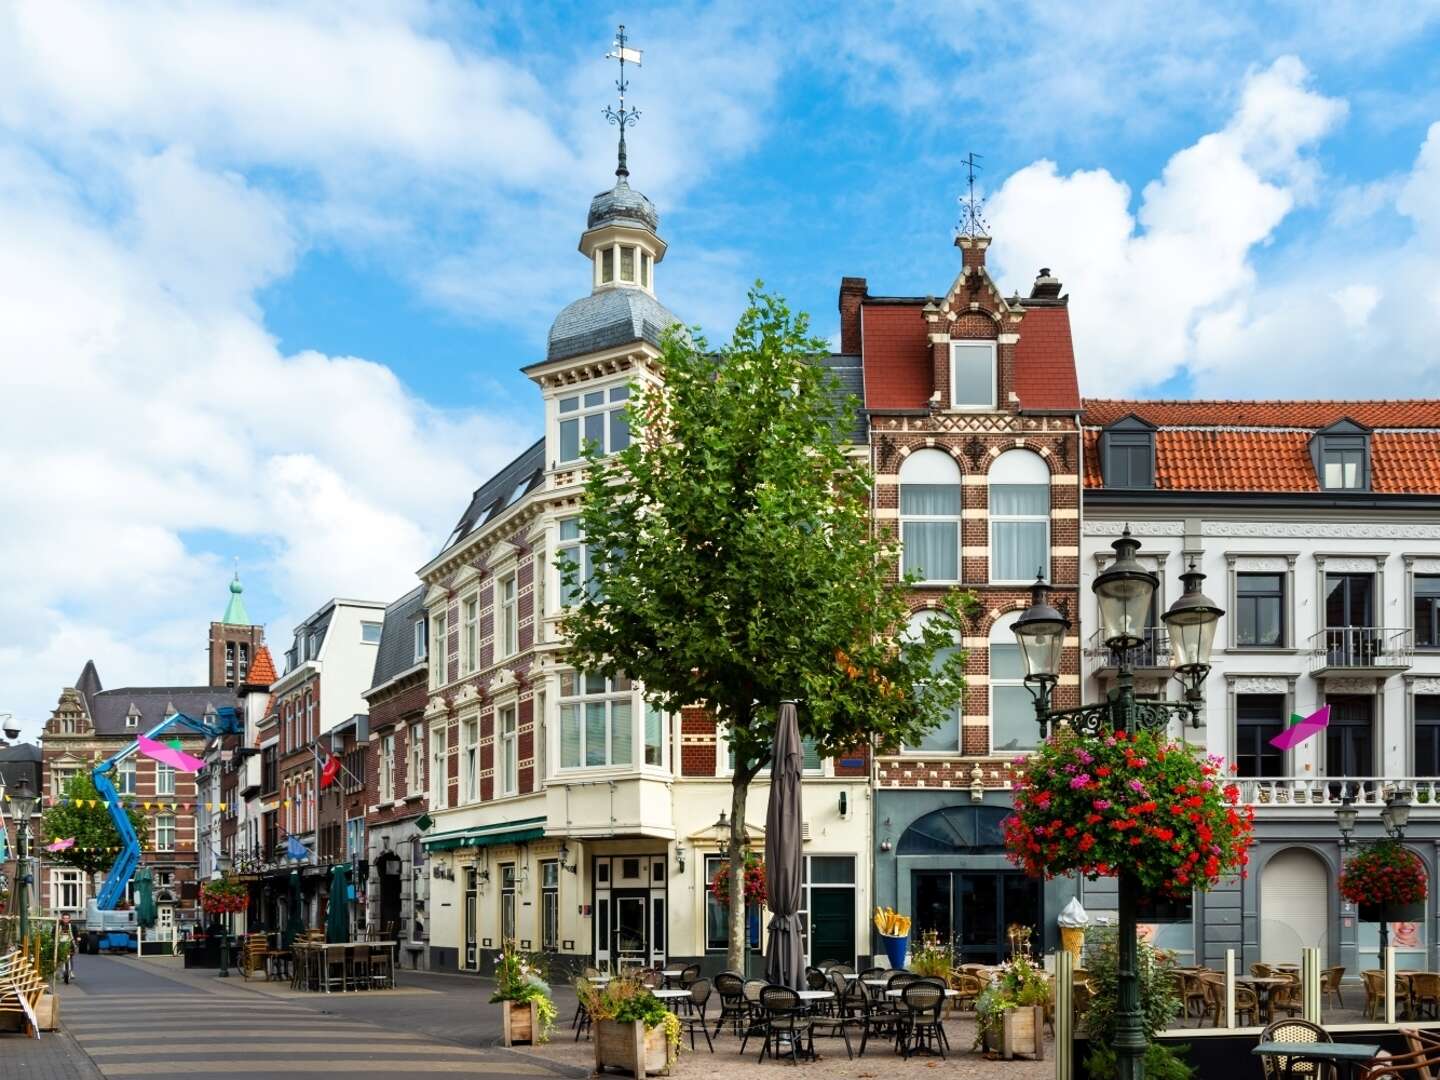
top-left (1257, 1018), bottom-right (1333, 1080)
top-left (1269, 976), bottom-right (1303, 1020)
top-left (738, 979), bottom-right (769, 1054)
top-left (1180, 972), bottom-right (1208, 1019)
top-left (759, 985), bottom-right (814, 1065)
top-left (1402, 1028), bottom-right (1440, 1080)
top-left (1321, 965), bottom-right (1346, 1009)
top-left (679, 979), bottom-right (714, 1052)
top-left (1363, 970), bottom-right (1385, 1020)
top-left (1411, 973), bottom-right (1440, 1020)
top-left (897, 980), bottom-right (948, 1060)
top-left (953, 972), bottom-right (984, 1011)
top-left (1252, 962), bottom-right (1276, 978)
top-left (711, 971), bottom-right (747, 1038)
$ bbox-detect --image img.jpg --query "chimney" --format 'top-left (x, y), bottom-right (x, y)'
top-left (955, 235), bottom-right (990, 271)
top-left (838, 277), bottom-right (868, 354)
top-left (1029, 267), bottom-right (1062, 300)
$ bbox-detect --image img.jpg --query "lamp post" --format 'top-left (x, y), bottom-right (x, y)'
top-left (1013, 529), bottom-right (1223, 1080)
top-left (9, 776), bottom-right (36, 946)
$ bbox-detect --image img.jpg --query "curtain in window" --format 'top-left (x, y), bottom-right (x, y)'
top-left (989, 484), bottom-right (1046, 515)
top-left (992, 521), bottom-right (1047, 581)
top-left (901, 484), bottom-right (961, 515)
top-left (902, 522), bottom-right (958, 581)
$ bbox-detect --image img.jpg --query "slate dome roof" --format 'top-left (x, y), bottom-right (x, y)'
top-left (547, 287), bottom-right (683, 363)
top-left (587, 178), bottom-right (659, 233)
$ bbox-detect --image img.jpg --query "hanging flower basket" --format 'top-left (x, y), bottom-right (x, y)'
top-left (708, 851), bottom-right (767, 907)
top-left (201, 875), bottom-right (249, 915)
top-left (1004, 727), bottom-right (1254, 898)
top-left (1340, 840), bottom-right (1427, 918)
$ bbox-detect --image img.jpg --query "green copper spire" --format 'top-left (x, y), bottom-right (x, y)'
top-left (222, 570), bottom-right (251, 626)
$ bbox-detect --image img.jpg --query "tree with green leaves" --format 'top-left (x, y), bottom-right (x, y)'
top-left (561, 286), bottom-right (973, 971)
top-left (40, 772), bottom-right (149, 879)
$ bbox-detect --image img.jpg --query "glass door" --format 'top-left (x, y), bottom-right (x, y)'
top-left (463, 867), bottom-right (478, 969)
top-left (914, 872), bottom-right (953, 942)
top-left (1325, 574), bottom-right (1375, 664)
top-left (1325, 695), bottom-right (1375, 778)
top-left (911, 870), bottom-right (1041, 965)
top-left (957, 874), bottom-right (1001, 963)
top-left (613, 891), bottom-right (648, 972)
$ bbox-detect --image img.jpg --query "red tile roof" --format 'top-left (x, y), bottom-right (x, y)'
top-left (247, 645), bottom-right (278, 687)
top-left (860, 303), bottom-right (931, 409)
top-left (1081, 400), bottom-right (1440, 493)
top-left (1083, 399), bottom-right (1440, 429)
top-left (1013, 307), bottom-right (1080, 411)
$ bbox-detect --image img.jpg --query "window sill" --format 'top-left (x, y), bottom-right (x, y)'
top-left (1225, 646), bottom-right (1298, 655)
top-left (909, 580), bottom-right (962, 589)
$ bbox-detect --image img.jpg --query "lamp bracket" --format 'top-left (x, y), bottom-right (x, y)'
top-left (1033, 697), bottom-right (1200, 740)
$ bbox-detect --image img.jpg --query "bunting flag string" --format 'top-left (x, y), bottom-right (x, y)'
top-left (41, 796), bottom-right (228, 814)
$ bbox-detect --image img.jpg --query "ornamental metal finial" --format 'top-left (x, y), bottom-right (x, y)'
top-left (956, 151), bottom-right (989, 239)
top-left (603, 25), bottom-right (643, 180)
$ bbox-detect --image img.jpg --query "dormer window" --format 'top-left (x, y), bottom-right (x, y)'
top-left (1100, 415), bottom-right (1157, 489)
top-left (949, 341), bottom-right (996, 409)
top-left (1309, 420), bottom-right (1370, 491)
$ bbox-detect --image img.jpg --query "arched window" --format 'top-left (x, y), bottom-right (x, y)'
top-left (989, 450), bottom-right (1049, 583)
top-left (990, 612), bottom-right (1038, 753)
top-left (900, 449), bottom-right (962, 584)
top-left (903, 610), bottom-right (960, 753)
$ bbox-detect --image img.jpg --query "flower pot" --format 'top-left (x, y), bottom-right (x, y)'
top-left (981, 1005), bottom-right (1045, 1061)
top-left (881, 933), bottom-right (909, 970)
top-left (1360, 902), bottom-right (1426, 923)
top-left (500, 1000), bottom-right (538, 1047)
top-left (594, 1019), bottom-right (674, 1078)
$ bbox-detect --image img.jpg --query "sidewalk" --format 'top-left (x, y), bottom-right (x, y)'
top-left (2, 1027), bottom-right (106, 1080)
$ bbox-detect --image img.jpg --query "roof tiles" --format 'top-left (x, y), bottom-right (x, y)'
top-left (1084, 399), bottom-right (1440, 429)
top-left (246, 645), bottom-right (278, 687)
top-left (860, 303), bottom-right (931, 410)
top-left (1013, 307), bottom-right (1080, 411)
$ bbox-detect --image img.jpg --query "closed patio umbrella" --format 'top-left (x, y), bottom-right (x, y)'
top-left (284, 870), bottom-right (305, 948)
top-left (135, 868), bottom-right (157, 930)
top-left (325, 864), bottom-right (350, 944)
top-left (764, 700), bottom-right (805, 991)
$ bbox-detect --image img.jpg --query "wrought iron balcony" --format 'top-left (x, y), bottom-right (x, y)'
top-left (1085, 626), bottom-right (1171, 675)
top-left (1238, 776), bottom-right (1440, 807)
top-left (1307, 626), bottom-right (1413, 678)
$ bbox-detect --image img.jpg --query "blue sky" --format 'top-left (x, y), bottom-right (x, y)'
top-left (2, 1), bottom-right (1439, 737)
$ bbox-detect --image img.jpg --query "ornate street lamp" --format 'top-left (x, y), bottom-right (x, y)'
top-left (1013, 529), bottom-right (1222, 1080)
top-left (1335, 790), bottom-right (1358, 847)
top-left (1343, 787), bottom-right (1415, 969)
top-left (9, 776), bottom-right (36, 945)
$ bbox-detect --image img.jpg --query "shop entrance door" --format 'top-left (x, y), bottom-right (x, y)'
top-left (912, 870), bottom-right (1040, 965)
top-left (612, 891), bottom-right (648, 972)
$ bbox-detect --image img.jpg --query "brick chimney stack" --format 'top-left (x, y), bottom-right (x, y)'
top-left (1029, 267), bottom-right (1063, 300)
top-left (955, 235), bottom-right (990, 271)
top-left (838, 276), bottom-right (868, 354)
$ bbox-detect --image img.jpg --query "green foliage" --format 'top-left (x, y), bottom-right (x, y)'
top-left (576, 977), bottom-right (682, 1052)
top-left (974, 952), bottom-right (1052, 1047)
top-left (40, 773), bottom-right (149, 876)
top-left (1082, 925), bottom-right (1185, 1045)
top-left (488, 946), bottom-right (557, 1041)
top-left (907, 929), bottom-right (956, 980)
top-left (1085, 1042), bottom-right (1194, 1080)
top-left (560, 286), bottom-right (972, 967)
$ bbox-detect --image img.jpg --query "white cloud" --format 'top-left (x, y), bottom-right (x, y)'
top-left (985, 57), bottom-right (1346, 393)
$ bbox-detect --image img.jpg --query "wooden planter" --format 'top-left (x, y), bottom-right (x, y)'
top-left (594, 1018), bottom-right (674, 1078)
top-left (982, 1005), bottom-right (1045, 1061)
top-left (500, 1000), bottom-right (539, 1047)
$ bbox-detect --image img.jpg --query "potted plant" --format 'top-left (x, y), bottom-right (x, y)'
top-left (577, 976), bottom-right (681, 1077)
top-left (490, 946), bottom-right (557, 1046)
top-left (200, 875), bottom-right (249, 917)
top-left (1081, 926), bottom-right (1191, 1079)
top-left (1339, 839), bottom-right (1428, 922)
top-left (975, 952), bottom-right (1050, 1060)
top-left (874, 905), bottom-right (911, 969)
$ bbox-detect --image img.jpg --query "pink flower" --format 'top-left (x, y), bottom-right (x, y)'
top-left (1069, 774), bottom-right (1091, 789)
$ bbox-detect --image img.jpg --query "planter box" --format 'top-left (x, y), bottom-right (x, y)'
top-left (35, 993), bottom-right (60, 1032)
top-left (1360, 902), bottom-right (1426, 923)
top-left (982, 1005), bottom-right (1045, 1061)
top-left (594, 1018), bottom-right (674, 1078)
top-left (500, 1000), bottom-right (538, 1047)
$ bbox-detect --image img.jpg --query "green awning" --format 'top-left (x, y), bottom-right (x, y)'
top-left (422, 817), bottom-right (547, 852)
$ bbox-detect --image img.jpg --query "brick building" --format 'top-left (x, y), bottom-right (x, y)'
top-left (361, 586), bottom-right (431, 968)
top-left (845, 233), bottom-right (1085, 962)
top-left (38, 578), bottom-right (263, 932)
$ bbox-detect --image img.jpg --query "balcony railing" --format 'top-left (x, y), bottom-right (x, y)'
top-left (1308, 626), bottom-right (1413, 676)
top-left (1239, 776), bottom-right (1440, 807)
top-left (1085, 626), bottom-right (1171, 673)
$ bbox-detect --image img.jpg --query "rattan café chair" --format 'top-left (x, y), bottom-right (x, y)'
top-left (1257, 1018), bottom-right (1333, 1080)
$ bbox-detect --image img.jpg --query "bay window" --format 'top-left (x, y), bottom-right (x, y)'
top-left (559, 671), bottom-right (633, 769)
top-left (558, 385), bottom-right (630, 463)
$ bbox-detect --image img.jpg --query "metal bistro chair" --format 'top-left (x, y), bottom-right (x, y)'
top-left (712, 971), bottom-right (748, 1038)
top-left (898, 979), bottom-right (948, 1060)
top-left (573, 977), bottom-right (595, 1042)
top-left (368, 943), bottom-right (394, 989)
top-left (1258, 1017), bottom-right (1334, 1080)
top-left (738, 979), bottom-right (769, 1054)
top-left (849, 975), bottom-right (904, 1057)
top-left (759, 985), bottom-right (814, 1065)
top-left (679, 978), bottom-right (715, 1053)
top-left (808, 978), bottom-right (857, 1059)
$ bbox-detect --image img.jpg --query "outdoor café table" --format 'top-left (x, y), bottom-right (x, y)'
top-left (1252, 1041), bottom-right (1379, 1080)
top-left (1237, 975), bottom-right (1291, 1021)
top-left (652, 988), bottom-right (690, 1011)
top-left (311, 941), bottom-right (397, 993)
top-left (660, 968), bottom-right (686, 987)
top-left (886, 988), bottom-right (959, 998)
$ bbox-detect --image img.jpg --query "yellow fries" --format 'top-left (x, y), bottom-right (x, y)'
top-left (873, 906), bottom-right (911, 937)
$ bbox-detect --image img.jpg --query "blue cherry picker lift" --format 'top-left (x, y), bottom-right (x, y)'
top-left (83, 707), bottom-right (243, 953)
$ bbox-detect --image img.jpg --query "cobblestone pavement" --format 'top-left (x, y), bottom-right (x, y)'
top-left (42, 955), bottom-right (585, 1080)
top-left (2, 1026), bottom-right (105, 1080)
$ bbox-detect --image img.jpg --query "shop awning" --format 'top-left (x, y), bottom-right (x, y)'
top-left (422, 817), bottom-right (547, 852)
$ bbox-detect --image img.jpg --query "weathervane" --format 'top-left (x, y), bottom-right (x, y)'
top-left (957, 151), bottom-right (989, 239)
top-left (603, 25), bottom-right (643, 180)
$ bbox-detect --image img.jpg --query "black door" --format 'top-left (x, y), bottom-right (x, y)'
top-left (809, 890), bottom-right (856, 969)
top-left (611, 890), bottom-right (648, 966)
top-left (1325, 574), bottom-right (1375, 663)
top-left (378, 859), bottom-right (402, 941)
top-left (1326, 695), bottom-right (1374, 778)
top-left (911, 870), bottom-right (1041, 965)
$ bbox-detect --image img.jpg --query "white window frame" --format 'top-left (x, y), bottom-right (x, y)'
top-left (305, 693), bottom-right (316, 744)
top-left (556, 383), bottom-right (631, 464)
top-left (380, 733), bottom-right (395, 802)
top-left (413, 617), bottom-right (427, 662)
top-left (117, 758), bottom-right (137, 795)
top-left (499, 576), bottom-right (518, 658)
top-left (462, 595), bottom-right (479, 674)
top-left (52, 868), bottom-right (86, 912)
top-left (900, 610), bottom-right (961, 754)
top-left (557, 518), bottom-right (596, 606)
top-left (431, 611), bottom-right (448, 689)
top-left (463, 718), bottom-right (479, 803)
top-left (989, 611), bottom-right (1038, 755)
top-left (156, 762), bottom-right (176, 797)
top-left (408, 723), bottom-right (424, 797)
top-left (988, 449), bottom-right (1051, 585)
top-left (430, 726), bottom-right (447, 809)
top-left (499, 706), bottom-right (518, 795)
top-left (361, 620), bottom-right (383, 644)
top-left (155, 813), bottom-right (176, 852)
top-left (898, 449), bottom-right (962, 586)
top-left (949, 340), bottom-right (997, 410)
top-left (558, 672), bottom-right (635, 771)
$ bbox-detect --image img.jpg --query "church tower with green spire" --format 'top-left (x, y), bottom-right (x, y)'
top-left (209, 568), bottom-right (265, 687)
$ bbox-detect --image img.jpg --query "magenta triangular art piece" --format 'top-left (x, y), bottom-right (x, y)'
top-left (136, 734), bottom-right (206, 773)
top-left (1268, 705), bottom-right (1331, 751)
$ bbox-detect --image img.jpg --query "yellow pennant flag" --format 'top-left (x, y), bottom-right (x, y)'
top-left (143, 802), bottom-right (152, 811)
top-left (170, 802), bottom-right (178, 812)
top-left (220, 802), bottom-right (227, 811)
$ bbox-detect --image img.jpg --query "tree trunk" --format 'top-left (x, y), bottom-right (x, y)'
top-left (726, 770), bottom-right (750, 975)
